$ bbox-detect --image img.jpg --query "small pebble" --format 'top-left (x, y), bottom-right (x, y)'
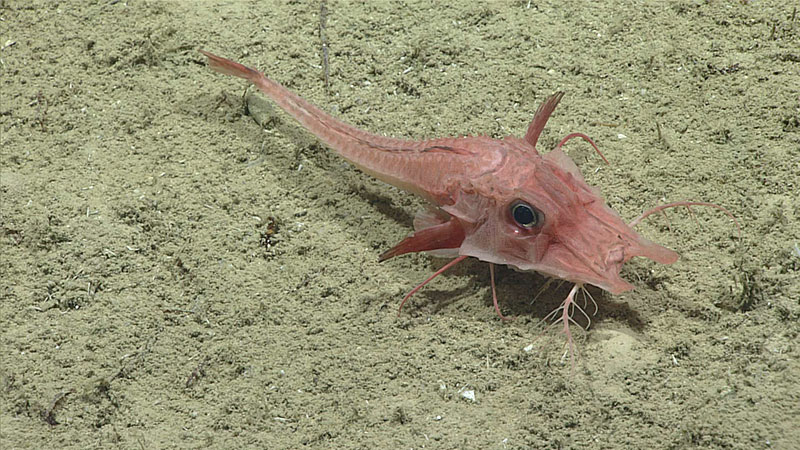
top-left (461, 390), bottom-right (476, 402)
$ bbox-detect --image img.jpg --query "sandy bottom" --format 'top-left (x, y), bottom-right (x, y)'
top-left (2, 1), bottom-right (798, 448)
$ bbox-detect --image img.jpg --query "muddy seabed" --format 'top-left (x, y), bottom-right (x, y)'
top-left (1, 1), bottom-right (798, 449)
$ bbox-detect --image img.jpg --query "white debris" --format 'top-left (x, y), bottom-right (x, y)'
top-left (460, 389), bottom-right (476, 402)
top-left (523, 343), bottom-right (534, 353)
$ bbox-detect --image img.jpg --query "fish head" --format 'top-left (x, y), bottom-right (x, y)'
top-left (446, 146), bottom-right (678, 294)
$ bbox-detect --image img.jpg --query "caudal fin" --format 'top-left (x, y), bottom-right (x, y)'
top-left (200, 50), bottom-right (260, 82)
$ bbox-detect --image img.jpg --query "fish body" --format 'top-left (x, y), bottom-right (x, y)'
top-left (201, 50), bottom-right (677, 300)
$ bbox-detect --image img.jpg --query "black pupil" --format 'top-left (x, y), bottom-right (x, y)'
top-left (513, 203), bottom-right (536, 227)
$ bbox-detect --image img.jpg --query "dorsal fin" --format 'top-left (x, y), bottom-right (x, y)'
top-left (523, 91), bottom-right (564, 148)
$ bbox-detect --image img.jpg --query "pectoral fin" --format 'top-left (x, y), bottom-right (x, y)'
top-left (379, 218), bottom-right (465, 262)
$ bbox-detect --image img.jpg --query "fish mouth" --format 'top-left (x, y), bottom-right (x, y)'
top-left (514, 249), bottom-right (636, 295)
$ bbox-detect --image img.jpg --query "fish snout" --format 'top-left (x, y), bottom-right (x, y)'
top-left (631, 237), bottom-right (680, 265)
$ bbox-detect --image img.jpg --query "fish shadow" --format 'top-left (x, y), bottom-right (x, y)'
top-left (384, 252), bottom-right (645, 332)
top-left (356, 185), bottom-right (415, 228)
top-left (472, 264), bottom-right (647, 332)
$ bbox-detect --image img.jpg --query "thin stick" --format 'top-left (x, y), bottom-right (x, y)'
top-left (319, 0), bottom-right (330, 94)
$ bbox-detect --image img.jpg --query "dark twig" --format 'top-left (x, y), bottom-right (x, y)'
top-left (42, 389), bottom-right (74, 425)
top-left (35, 91), bottom-right (48, 132)
top-left (319, 0), bottom-right (330, 94)
top-left (185, 356), bottom-right (209, 388)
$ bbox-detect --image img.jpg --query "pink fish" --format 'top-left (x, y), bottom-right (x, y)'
top-left (201, 51), bottom-right (736, 353)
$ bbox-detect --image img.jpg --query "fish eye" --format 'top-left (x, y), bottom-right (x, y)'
top-left (511, 201), bottom-right (543, 228)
